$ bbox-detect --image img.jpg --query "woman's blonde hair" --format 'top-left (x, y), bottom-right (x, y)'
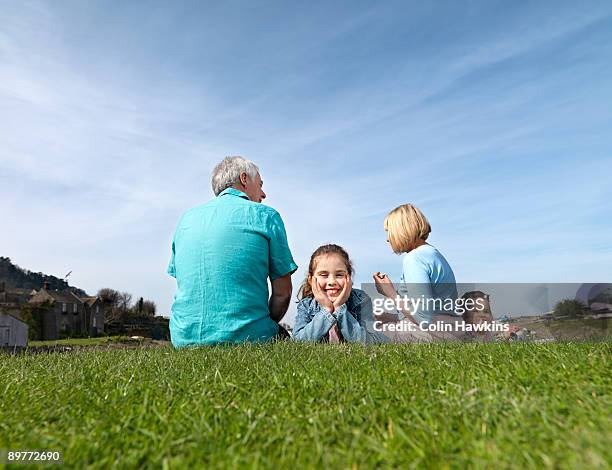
top-left (384, 204), bottom-right (431, 254)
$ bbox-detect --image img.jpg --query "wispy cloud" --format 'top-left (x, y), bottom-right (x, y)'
top-left (1, 1), bottom-right (611, 323)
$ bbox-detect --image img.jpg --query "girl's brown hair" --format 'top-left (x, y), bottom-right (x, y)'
top-left (297, 244), bottom-right (354, 300)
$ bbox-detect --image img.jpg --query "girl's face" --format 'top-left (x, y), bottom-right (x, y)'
top-left (311, 254), bottom-right (349, 302)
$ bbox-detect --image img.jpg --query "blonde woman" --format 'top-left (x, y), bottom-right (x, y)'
top-left (373, 204), bottom-right (458, 340)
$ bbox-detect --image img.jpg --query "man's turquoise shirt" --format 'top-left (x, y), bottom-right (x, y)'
top-left (167, 188), bottom-right (298, 347)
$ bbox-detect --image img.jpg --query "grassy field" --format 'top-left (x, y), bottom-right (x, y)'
top-left (1, 342), bottom-right (610, 469)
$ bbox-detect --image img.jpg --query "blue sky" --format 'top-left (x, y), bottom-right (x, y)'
top-left (1, 0), bottom-right (611, 323)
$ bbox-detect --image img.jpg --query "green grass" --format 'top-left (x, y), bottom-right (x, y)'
top-left (1, 342), bottom-right (610, 469)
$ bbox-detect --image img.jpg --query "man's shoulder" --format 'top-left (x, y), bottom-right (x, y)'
top-left (248, 204), bottom-right (286, 230)
top-left (180, 198), bottom-right (281, 216)
top-left (175, 199), bottom-right (285, 237)
top-left (215, 194), bottom-right (282, 217)
top-left (254, 203), bottom-right (282, 218)
top-left (176, 200), bottom-right (215, 223)
top-left (185, 197), bottom-right (219, 212)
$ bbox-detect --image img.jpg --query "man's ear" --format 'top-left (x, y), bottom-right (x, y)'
top-left (239, 172), bottom-right (249, 187)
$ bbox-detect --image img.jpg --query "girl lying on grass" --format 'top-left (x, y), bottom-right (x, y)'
top-left (293, 244), bottom-right (388, 343)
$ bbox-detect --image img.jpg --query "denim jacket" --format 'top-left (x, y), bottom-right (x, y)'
top-left (293, 288), bottom-right (389, 343)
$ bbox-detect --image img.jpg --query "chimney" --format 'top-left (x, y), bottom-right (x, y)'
top-left (43, 281), bottom-right (50, 291)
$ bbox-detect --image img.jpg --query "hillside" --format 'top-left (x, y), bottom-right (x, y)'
top-left (0, 256), bottom-right (87, 296)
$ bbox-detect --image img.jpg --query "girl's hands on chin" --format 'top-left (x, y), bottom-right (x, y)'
top-left (373, 272), bottom-right (398, 298)
top-left (311, 276), bottom-right (335, 312)
top-left (332, 274), bottom-right (352, 310)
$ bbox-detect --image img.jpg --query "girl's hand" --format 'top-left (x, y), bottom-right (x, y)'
top-left (373, 272), bottom-right (397, 298)
top-left (332, 274), bottom-right (352, 310)
top-left (311, 275), bottom-right (335, 313)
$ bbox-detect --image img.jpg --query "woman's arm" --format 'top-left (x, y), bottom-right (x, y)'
top-left (292, 300), bottom-right (336, 342)
top-left (373, 260), bottom-right (435, 325)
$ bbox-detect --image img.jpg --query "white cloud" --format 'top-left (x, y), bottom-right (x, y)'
top-left (1, 1), bottom-right (611, 326)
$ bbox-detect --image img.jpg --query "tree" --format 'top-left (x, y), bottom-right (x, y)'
top-left (98, 288), bottom-right (120, 308)
top-left (98, 288), bottom-right (133, 321)
top-left (553, 299), bottom-right (586, 319)
top-left (20, 304), bottom-right (40, 340)
top-left (142, 300), bottom-right (156, 317)
top-left (98, 288), bottom-right (121, 321)
top-left (117, 291), bottom-right (132, 312)
top-left (130, 297), bottom-right (156, 317)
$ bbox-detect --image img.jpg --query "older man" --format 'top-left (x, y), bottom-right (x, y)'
top-left (167, 156), bottom-right (297, 347)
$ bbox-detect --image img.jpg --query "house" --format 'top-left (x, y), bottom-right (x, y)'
top-left (29, 283), bottom-right (87, 340)
top-left (0, 312), bottom-right (28, 348)
top-left (0, 281), bottom-right (36, 311)
top-left (81, 296), bottom-right (106, 336)
top-left (27, 284), bottom-right (107, 340)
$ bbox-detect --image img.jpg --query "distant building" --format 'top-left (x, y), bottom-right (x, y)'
top-left (81, 296), bottom-right (106, 336)
top-left (0, 312), bottom-right (28, 348)
top-left (29, 282), bottom-right (88, 340)
top-left (0, 281), bottom-right (36, 311)
top-left (0, 279), bottom-right (108, 340)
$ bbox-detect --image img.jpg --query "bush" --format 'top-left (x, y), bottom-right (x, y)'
top-left (553, 299), bottom-right (587, 318)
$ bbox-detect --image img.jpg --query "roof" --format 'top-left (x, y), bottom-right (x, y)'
top-left (6, 288), bottom-right (34, 295)
top-left (0, 311), bottom-right (27, 324)
top-left (81, 296), bottom-right (100, 306)
top-left (30, 289), bottom-right (84, 305)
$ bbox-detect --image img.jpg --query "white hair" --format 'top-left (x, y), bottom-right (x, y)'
top-left (211, 156), bottom-right (260, 196)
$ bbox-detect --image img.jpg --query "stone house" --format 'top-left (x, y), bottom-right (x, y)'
top-left (1, 279), bottom-right (108, 340)
top-left (29, 283), bottom-right (87, 340)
